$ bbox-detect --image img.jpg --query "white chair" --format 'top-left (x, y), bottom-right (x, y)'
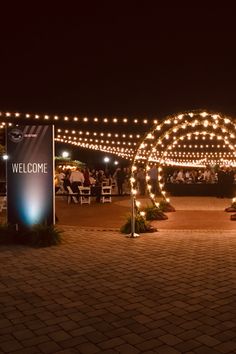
top-left (101, 186), bottom-right (112, 203)
top-left (102, 178), bottom-right (109, 187)
top-left (67, 186), bottom-right (78, 204)
top-left (78, 186), bottom-right (91, 205)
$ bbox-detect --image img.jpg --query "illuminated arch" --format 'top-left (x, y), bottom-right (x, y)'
top-left (131, 110), bottom-right (236, 213)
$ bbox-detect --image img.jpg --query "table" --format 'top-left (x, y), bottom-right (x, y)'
top-left (165, 183), bottom-right (236, 196)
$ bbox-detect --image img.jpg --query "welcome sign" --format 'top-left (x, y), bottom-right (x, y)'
top-left (6, 125), bottom-right (55, 227)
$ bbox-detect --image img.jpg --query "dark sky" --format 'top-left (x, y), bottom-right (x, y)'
top-left (0, 4), bottom-right (236, 119)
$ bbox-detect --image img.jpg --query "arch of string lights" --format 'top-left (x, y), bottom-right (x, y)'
top-left (130, 110), bottom-right (236, 213)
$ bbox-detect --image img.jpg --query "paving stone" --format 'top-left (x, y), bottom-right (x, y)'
top-left (96, 350), bottom-right (118, 354)
top-left (11, 346), bottom-right (41, 354)
top-left (22, 335), bottom-right (50, 347)
top-left (55, 350), bottom-right (78, 354)
top-left (0, 339), bottom-right (22, 353)
top-left (0, 334), bottom-right (14, 343)
top-left (133, 314), bottom-right (152, 324)
top-left (116, 343), bottom-right (140, 353)
top-left (1, 227), bottom-right (236, 353)
top-left (49, 330), bottom-right (71, 342)
top-left (215, 341), bottom-right (236, 353)
top-left (13, 329), bottom-right (36, 341)
top-left (71, 325), bottom-right (94, 337)
top-left (76, 341), bottom-right (100, 354)
top-left (154, 344), bottom-right (181, 354)
top-left (60, 335), bottom-right (87, 348)
top-left (175, 339), bottom-right (201, 352)
top-left (23, 319), bottom-right (45, 330)
top-left (194, 346), bottom-right (222, 354)
top-left (198, 324), bottom-right (220, 336)
top-left (58, 320), bottom-right (78, 331)
top-left (161, 324), bottom-right (184, 336)
top-left (85, 330), bottom-right (108, 344)
top-left (159, 333), bottom-right (182, 346)
top-left (135, 339), bottom-right (162, 351)
top-left (215, 329), bottom-right (236, 342)
top-left (142, 328), bottom-right (166, 339)
top-left (38, 341), bottom-right (62, 353)
top-left (105, 327), bottom-right (130, 338)
top-left (0, 319), bottom-right (12, 329)
top-left (178, 329), bottom-right (202, 341)
top-left (196, 334), bottom-right (221, 347)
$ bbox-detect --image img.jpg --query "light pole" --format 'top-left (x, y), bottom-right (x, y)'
top-left (62, 151), bottom-right (70, 158)
top-left (104, 157), bottom-right (110, 173)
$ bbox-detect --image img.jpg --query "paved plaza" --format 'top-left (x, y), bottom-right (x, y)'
top-left (0, 197), bottom-right (236, 353)
top-left (52, 196), bottom-right (236, 230)
top-left (1, 224), bottom-right (236, 353)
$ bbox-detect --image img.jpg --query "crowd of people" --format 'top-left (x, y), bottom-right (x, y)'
top-left (133, 165), bottom-right (236, 198)
top-left (166, 166), bottom-right (235, 185)
top-left (55, 166), bottom-right (131, 199)
top-left (166, 166), bottom-right (236, 198)
top-left (55, 164), bottom-right (236, 200)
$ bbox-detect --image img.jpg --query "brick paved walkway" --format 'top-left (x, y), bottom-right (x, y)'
top-left (1, 227), bottom-right (236, 353)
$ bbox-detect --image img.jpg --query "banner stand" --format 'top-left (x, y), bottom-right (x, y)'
top-left (6, 125), bottom-right (55, 228)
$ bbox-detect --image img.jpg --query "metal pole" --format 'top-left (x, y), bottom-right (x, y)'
top-left (127, 192), bottom-right (140, 238)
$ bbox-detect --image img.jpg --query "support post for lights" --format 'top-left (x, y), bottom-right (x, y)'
top-left (104, 157), bottom-right (110, 174)
top-left (126, 191), bottom-right (140, 238)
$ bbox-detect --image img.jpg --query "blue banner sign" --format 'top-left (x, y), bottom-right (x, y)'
top-left (7, 125), bottom-right (55, 226)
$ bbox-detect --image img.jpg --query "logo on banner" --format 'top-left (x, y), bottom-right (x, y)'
top-left (8, 128), bottom-right (24, 143)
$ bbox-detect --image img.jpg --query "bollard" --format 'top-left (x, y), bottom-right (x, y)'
top-left (126, 192), bottom-right (140, 238)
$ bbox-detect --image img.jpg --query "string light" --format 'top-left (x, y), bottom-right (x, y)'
top-left (131, 110), bottom-right (236, 215)
top-left (2, 111), bottom-right (162, 126)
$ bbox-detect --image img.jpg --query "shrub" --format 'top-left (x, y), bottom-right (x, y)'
top-left (120, 214), bottom-right (157, 234)
top-left (0, 223), bottom-right (63, 247)
top-left (158, 199), bottom-right (175, 212)
top-left (225, 201), bottom-right (236, 212)
top-left (0, 224), bottom-right (16, 244)
top-left (25, 224), bottom-right (63, 247)
top-left (144, 205), bottom-right (168, 221)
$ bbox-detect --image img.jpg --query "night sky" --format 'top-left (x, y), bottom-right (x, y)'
top-left (0, 4), bottom-right (236, 164)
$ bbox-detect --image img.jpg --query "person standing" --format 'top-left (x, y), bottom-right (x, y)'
top-left (69, 167), bottom-right (85, 192)
top-left (217, 166), bottom-right (226, 198)
top-left (136, 167), bottom-right (146, 196)
top-left (176, 169), bottom-right (185, 183)
top-left (95, 170), bottom-right (104, 202)
top-left (83, 167), bottom-right (91, 187)
top-left (114, 167), bottom-right (126, 196)
top-left (149, 165), bottom-right (158, 195)
top-left (63, 170), bottom-right (71, 190)
top-left (225, 166), bottom-right (235, 198)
